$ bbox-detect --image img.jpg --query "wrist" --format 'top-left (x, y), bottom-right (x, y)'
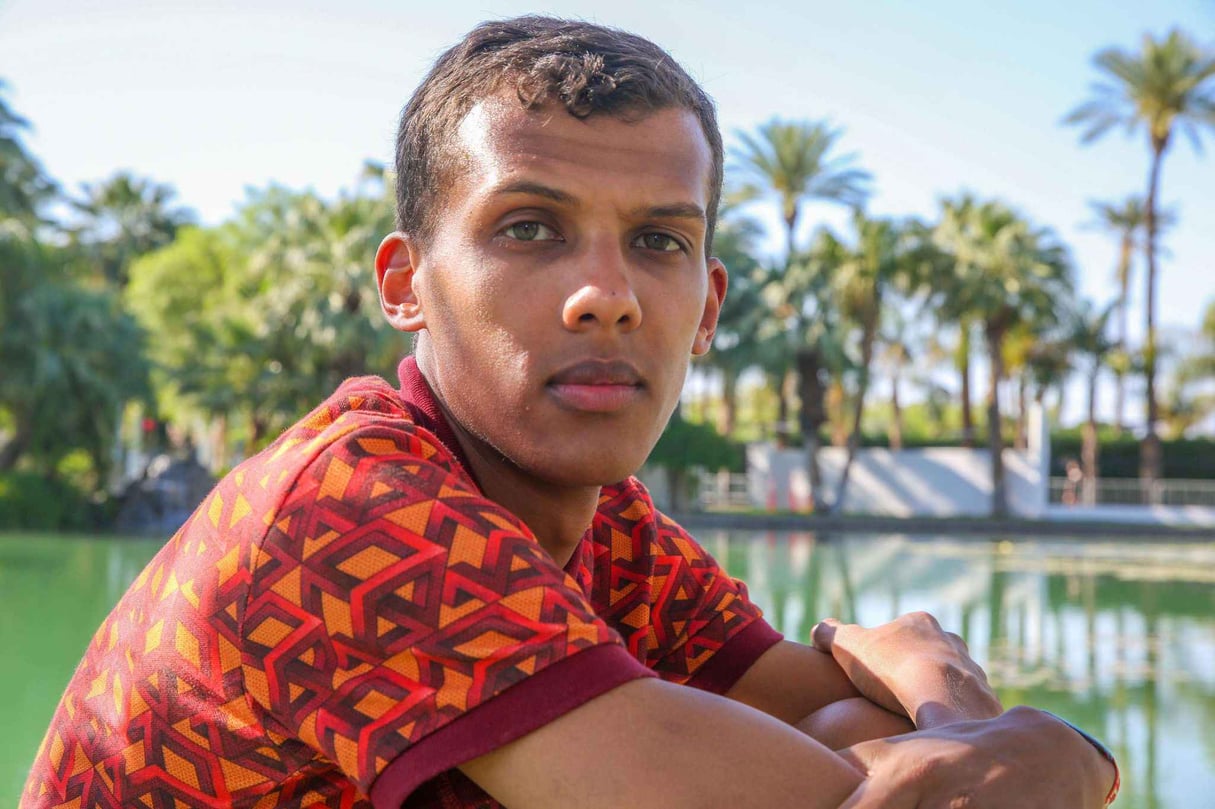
top-left (1042, 711), bottom-right (1120, 807)
top-left (902, 660), bottom-right (1003, 728)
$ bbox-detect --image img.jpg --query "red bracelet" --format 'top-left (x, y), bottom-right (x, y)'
top-left (1044, 712), bottom-right (1120, 806)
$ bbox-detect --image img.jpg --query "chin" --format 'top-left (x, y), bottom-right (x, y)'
top-left (527, 450), bottom-right (646, 489)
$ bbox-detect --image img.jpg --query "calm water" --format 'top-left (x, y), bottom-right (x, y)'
top-left (4, 530), bottom-right (1214, 807)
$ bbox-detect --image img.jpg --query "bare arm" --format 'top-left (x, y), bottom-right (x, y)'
top-left (458, 674), bottom-right (1117, 809)
top-left (461, 676), bottom-right (865, 809)
top-left (725, 639), bottom-right (915, 748)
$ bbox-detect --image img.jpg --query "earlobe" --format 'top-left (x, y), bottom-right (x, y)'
top-left (375, 232), bottom-right (426, 333)
top-left (692, 258), bottom-right (728, 356)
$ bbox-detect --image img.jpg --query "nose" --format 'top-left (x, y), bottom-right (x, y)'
top-left (561, 241), bottom-right (642, 333)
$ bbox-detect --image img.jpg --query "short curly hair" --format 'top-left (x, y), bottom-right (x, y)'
top-left (395, 15), bottom-right (724, 256)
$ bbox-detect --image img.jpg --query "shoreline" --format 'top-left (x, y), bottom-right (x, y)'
top-left (670, 511), bottom-right (1215, 540)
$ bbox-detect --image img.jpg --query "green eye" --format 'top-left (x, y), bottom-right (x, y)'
top-left (504, 222), bottom-right (560, 241)
top-left (637, 232), bottom-right (683, 252)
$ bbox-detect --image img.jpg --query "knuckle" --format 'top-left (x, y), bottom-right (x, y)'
top-left (906, 610), bottom-right (941, 629)
top-left (948, 792), bottom-right (978, 809)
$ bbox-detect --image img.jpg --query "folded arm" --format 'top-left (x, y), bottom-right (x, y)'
top-left (459, 672), bottom-right (1117, 809)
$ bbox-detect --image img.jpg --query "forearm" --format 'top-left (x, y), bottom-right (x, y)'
top-left (462, 677), bottom-right (867, 809)
top-left (795, 696), bottom-right (915, 749)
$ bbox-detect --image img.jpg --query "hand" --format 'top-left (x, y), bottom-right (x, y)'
top-left (836, 706), bottom-right (1119, 809)
top-left (812, 611), bottom-right (1002, 728)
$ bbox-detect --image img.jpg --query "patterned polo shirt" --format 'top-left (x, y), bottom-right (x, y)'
top-left (23, 357), bottom-right (781, 809)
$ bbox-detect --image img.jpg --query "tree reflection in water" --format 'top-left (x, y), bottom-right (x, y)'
top-left (717, 531), bottom-right (1215, 809)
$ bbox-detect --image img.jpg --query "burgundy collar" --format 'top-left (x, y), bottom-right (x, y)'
top-left (396, 355), bottom-right (477, 482)
top-left (396, 354), bottom-right (592, 575)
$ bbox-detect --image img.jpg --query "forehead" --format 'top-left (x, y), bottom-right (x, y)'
top-left (443, 94), bottom-right (714, 210)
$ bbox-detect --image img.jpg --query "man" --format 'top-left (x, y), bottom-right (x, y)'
top-left (25, 16), bottom-right (1118, 809)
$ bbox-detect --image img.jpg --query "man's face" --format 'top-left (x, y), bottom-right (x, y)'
top-left (379, 94), bottom-right (726, 488)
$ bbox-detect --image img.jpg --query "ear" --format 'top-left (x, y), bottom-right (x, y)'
top-left (375, 232), bottom-right (426, 333)
top-left (692, 257), bottom-right (728, 356)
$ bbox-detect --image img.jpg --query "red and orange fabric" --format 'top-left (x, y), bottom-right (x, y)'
top-left (23, 357), bottom-right (780, 809)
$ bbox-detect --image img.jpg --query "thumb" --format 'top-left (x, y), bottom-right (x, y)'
top-left (811, 618), bottom-right (842, 653)
top-left (837, 739), bottom-right (919, 809)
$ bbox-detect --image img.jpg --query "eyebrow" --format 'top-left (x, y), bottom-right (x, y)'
top-left (493, 181), bottom-right (706, 224)
top-left (635, 202), bottom-right (706, 223)
top-left (494, 181), bottom-right (575, 204)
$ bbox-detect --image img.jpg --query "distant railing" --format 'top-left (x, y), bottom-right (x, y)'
top-left (696, 471), bottom-right (752, 510)
top-left (1048, 476), bottom-right (1215, 507)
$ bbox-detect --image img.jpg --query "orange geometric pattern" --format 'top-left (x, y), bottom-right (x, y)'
top-left (22, 372), bottom-right (774, 809)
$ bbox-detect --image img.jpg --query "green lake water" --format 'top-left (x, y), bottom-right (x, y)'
top-left (4, 530), bottom-right (1214, 807)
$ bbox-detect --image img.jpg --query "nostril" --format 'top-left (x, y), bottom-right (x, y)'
top-left (579, 312), bottom-right (596, 323)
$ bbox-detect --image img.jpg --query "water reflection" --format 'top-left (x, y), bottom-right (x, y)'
top-left (713, 531), bottom-right (1215, 809)
top-left (4, 532), bottom-right (1212, 807)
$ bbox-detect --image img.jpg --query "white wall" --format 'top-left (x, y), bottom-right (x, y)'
top-left (746, 444), bottom-right (1047, 517)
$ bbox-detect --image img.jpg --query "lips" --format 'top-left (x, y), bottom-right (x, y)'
top-left (547, 359), bottom-right (645, 413)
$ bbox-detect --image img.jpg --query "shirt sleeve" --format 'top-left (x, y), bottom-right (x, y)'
top-left (594, 479), bottom-right (783, 695)
top-left (238, 419), bottom-right (654, 807)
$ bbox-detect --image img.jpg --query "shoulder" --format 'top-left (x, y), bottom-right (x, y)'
top-left (253, 374), bottom-right (467, 488)
top-left (594, 476), bottom-right (708, 560)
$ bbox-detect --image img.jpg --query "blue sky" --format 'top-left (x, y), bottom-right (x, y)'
top-left (2, 0), bottom-right (1212, 422)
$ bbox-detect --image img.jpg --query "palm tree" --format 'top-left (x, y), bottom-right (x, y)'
top-left (731, 119), bottom-right (870, 505)
top-left (1065, 28), bottom-right (1215, 486)
top-left (704, 208), bottom-right (767, 437)
top-left (1086, 196), bottom-right (1177, 432)
top-left (732, 119), bottom-right (871, 257)
top-left (1067, 300), bottom-right (1117, 504)
top-left (71, 172), bottom-right (194, 286)
top-left (0, 78), bottom-right (56, 223)
top-left (762, 231), bottom-right (849, 510)
top-left (829, 212), bottom-right (923, 512)
top-left (931, 201), bottom-right (1074, 516)
top-left (932, 195), bottom-right (981, 447)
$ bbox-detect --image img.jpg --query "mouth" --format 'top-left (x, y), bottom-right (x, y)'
top-left (546, 359), bottom-right (645, 413)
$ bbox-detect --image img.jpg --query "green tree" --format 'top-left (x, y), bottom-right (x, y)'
top-left (829, 213), bottom-right (925, 512)
top-left (931, 200), bottom-right (1074, 516)
top-left (0, 233), bottom-right (149, 483)
top-left (0, 79), bottom-right (56, 223)
top-left (129, 170), bottom-right (406, 456)
top-left (1086, 196), bottom-right (1176, 432)
top-left (1067, 300), bottom-right (1117, 503)
top-left (1166, 300), bottom-right (1215, 437)
top-left (933, 195), bottom-right (981, 447)
top-left (763, 230), bottom-right (851, 509)
top-left (1065, 28), bottom-right (1215, 485)
top-left (704, 208), bottom-right (767, 437)
top-left (71, 171), bottom-right (194, 286)
top-left (731, 119), bottom-right (870, 507)
top-left (732, 119), bottom-right (871, 257)
top-left (125, 225), bottom-right (252, 462)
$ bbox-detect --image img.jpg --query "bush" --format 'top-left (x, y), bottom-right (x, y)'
top-left (1050, 434), bottom-right (1215, 479)
top-left (0, 472), bottom-right (95, 531)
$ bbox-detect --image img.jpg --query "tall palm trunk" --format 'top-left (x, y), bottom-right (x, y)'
top-left (769, 369), bottom-right (788, 445)
top-left (796, 347), bottom-right (827, 511)
top-left (0, 417), bottom-right (31, 472)
top-left (718, 367), bottom-right (738, 438)
top-left (1140, 140), bottom-right (1167, 496)
top-left (832, 315), bottom-right (878, 513)
top-left (1015, 373), bottom-right (1028, 451)
top-left (889, 365), bottom-right (904, 451)
top-left (1114, 230), bottom-right (1133, 432)
top-left (1082, 365), bottom-right (1100, 506)
top-left (985, 319), bottom-right (1009, 517)
top-left (957, 324), bottom-right (975, 447)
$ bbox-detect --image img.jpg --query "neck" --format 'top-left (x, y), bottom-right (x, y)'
top-left (456, 433), bottom-right (600, 568)
top-left (414, 352), bottom-right (598, 568)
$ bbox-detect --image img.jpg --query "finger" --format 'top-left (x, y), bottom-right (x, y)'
top-left (837, 735), bottom-right (914, 776)
top-left (811, 618), bottom-right (841, 653)
top-left (839, 772), bottom-right (919, 809)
